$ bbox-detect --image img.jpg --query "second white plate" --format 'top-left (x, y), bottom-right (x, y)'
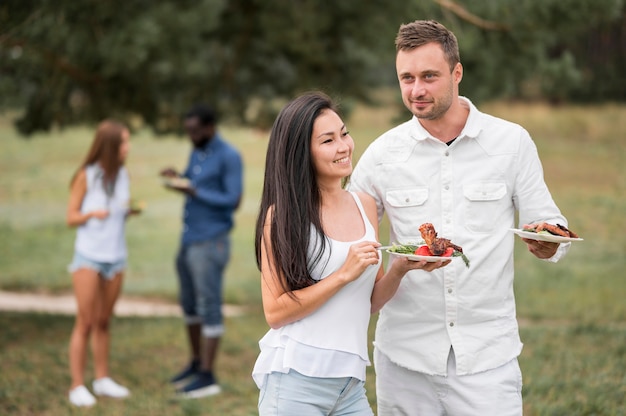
top-left (510, 228), bottom-right (583, 243)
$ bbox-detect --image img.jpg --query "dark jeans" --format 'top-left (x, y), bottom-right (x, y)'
top-left (176, 234), bottom-right (230, 337)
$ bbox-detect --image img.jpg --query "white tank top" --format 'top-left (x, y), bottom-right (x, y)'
top-left (74, 164), bottom-right (129, 262)
top-left (252, 192), bottom-right (380, 388)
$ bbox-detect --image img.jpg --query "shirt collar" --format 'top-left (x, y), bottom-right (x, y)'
top-left (409, 96), bottom-right (483, 142)
top-left (197, 132), bottom-right (222, 152)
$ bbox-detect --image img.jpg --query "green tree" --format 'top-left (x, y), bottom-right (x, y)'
top-left (0, 0), bottom-right (408, 135)
top-left (1, 0), bottom-right (624, 136)
top-left (407, 0), bottom-right (625, 103)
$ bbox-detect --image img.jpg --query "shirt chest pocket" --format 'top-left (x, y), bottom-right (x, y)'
top-left (463, 182), bottom-right (508, 233)
top-left (385, 188), bottom-right (429, 238)
top-left (386, 188), bottom-right (429, 208)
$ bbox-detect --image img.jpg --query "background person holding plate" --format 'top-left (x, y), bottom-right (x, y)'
top-left (66, 120), bottom-right (137, 407)
top-left (161, 103), bottom-right (244, 399)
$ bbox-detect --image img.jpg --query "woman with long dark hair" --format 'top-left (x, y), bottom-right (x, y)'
top-left (66, 120), bottom-right (138, 407)
top-left (252, 92), bottom-right (444, 414)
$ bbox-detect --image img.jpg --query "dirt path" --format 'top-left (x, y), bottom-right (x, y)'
top-left (0, 290), bottom-right (244, 317)
top-left (4, 291), bottom-right (622, 330)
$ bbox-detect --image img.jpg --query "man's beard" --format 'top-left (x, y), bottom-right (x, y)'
top-left (413, 94), bottom-right (452, 121)
top-left (193, 135), bottom-right (211, 148)
top-left (412, 81), bottom-right (455, 121)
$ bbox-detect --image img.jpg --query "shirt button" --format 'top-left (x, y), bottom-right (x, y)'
top-left (444, 185), bottom-right (449, 190)
top-left (445, 151), bottom-right (449, 156)
top-left (447, 288), bottom-right (452, 293)
top-left (405, 198), bottom-right (410, 203)
top-left (449, 322), bottom-right (455, 327)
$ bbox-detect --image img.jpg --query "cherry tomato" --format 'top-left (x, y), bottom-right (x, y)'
top-left (415, 246), bottom-right (433, 256)
top-left (415, 246), bottom-right (455, 257)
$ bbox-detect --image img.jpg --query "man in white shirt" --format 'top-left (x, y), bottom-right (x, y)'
top-left (349, 20), bottom-right (571, 415)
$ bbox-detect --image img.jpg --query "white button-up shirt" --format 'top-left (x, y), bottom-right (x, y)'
top-left (349, 97), bottom-right (569, 376)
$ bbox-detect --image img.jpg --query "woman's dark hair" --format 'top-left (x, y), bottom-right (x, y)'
top-left (254, 91), bottom-right (336, 295)
top-left (70, 119), bottom-right (127, 194)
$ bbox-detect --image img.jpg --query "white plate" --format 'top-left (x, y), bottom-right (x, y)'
top-left (510, 228), bottom-right (583, 243)
top-left (163, 177), bottom-right (191, 188)
top-left (387, 250), bottom-right (455, 262)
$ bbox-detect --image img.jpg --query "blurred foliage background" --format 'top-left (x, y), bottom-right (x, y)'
top-left (1, 0), bottom-right (624, 136)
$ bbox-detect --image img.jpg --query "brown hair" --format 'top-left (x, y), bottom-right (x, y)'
top-left (395, 20), bottom-right (460, 72)
top-left (70, 119), bottom-right (128, 194)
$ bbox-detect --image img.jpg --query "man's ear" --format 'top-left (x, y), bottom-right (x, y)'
top-left (454, 62), bottom-right (463, 84)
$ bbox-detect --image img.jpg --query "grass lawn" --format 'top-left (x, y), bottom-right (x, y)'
top-left (1, 313), bottom-right (625, 415)
top-left (1, 94), bottom-right (626, 414)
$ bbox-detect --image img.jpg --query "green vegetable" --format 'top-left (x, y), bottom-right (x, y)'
top-left (452, 251), bottom-right (471, 268)
top-left (386, 242), bottom-right (423, 254)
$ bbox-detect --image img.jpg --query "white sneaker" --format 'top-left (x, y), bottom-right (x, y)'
top-left (92, 377), bottom-right (130, 398)
top-left (69, 385), bottom-right (97, 407)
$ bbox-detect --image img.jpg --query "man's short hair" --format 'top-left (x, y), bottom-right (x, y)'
top-left (185, 103), bottom-right (218, 126)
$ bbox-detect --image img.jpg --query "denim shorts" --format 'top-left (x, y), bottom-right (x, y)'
top-left (176, 234), bottom-right (230, 336)
top-left (258, 370), bottom-right (374, 415)
top-left (68, 252), bottom-right (126, 280)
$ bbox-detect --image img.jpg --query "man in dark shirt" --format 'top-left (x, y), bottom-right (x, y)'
top-left (161, 103), bottom-right (243, 398)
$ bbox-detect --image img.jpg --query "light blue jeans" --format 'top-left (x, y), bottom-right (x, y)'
top-left (176, 235), bottom-right (230, 336)
top-left (258, 369), bottom-right (374, 416)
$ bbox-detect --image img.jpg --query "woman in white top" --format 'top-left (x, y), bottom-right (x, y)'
top-left (66, 120), bottom-right (139, 407)
top-left (253, 92), bottom-right (446, 415)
